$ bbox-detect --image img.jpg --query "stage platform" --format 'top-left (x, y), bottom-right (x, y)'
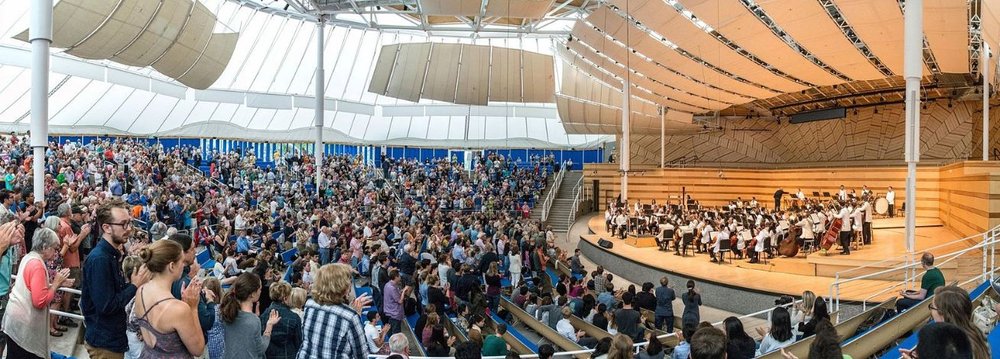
top-left (580, 215), bottom-right (976, 302)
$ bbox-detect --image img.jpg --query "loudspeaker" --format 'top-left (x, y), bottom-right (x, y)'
top-left (592, 179), bottom-right (600, 210)
top-left (598, 238), bottom-right (614, 249)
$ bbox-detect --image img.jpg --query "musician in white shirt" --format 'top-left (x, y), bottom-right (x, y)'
top-left (838, 185), bottom-right (848, 202)
top-left (750, 224), bottom-right (770, 263)
top-left (796, 189), bottom-right (806, 201)
top-left (614, 212), bottom-right (628, 238)
top-left (796, 215), bottom-right (815, 249)
top-left (856, 197), bottom-right (874, 245)
top-left (861, 185), bottom-right (872, 198)
top-left (886, 186), bottom-right (896, 218)
top-left (749, 197), bottom-right (759, 208)
top-left (700, 221), bottom-right (714, 253)
top-left (605, 208), bottom-right (614, 231)
top-left (836, 203), bottom-right (853, 255)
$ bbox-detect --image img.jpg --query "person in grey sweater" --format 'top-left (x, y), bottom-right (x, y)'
top-left (220, 273), bottom-right (280, 359)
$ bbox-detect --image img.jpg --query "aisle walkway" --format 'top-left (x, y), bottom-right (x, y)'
top-left (560, 216), bottom-right (771, 339)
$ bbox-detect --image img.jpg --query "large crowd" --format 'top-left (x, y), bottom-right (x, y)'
top-left (0, 134), bottom-right (988, 359)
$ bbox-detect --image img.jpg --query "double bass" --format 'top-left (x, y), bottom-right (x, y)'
top-left (777, 224), bottom-right (800, 257)
top-left (821, 217), bottom-right (843, 251)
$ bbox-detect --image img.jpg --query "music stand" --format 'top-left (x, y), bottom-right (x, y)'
top-left (812, 191), bottom-right (820, 197)
top-left (822, 192), bottom-right (831, 197)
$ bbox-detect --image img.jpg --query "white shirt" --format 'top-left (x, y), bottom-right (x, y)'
top-left (701, 224), bottom-right (714, 244)
top-left (364, 322), bottom-right (381, 353)
top-left (318, 232), bottom-right (332, 248)
top-left (886, 190), bottom-right (895, 204)
top-left (838, 189), bottom-right (848, 201)
top-left (556, 319), bottom-right (577, 342)
top-left (796, 218), bottom-right (814, 239)
top-left (509, 253), bottom-right (522, 274)
top-left (796, 191), bottom-right (805, 200)
top-left (837, 208), bottom-right (852, 232)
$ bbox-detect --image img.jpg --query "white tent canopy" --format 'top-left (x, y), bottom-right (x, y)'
top-left (0, 0), bottom-right (610, 149)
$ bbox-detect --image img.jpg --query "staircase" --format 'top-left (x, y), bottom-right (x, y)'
top-left (545, 171), bottom-right (583, 232)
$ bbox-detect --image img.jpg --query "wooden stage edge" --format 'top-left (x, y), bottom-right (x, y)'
top-left (577, 214), bottom-right (975, 302)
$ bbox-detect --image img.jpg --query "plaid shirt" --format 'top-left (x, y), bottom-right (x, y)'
top-left (296, 299), bottom-right (367, 359)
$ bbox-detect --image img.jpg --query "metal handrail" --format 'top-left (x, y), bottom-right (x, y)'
top-left (834, 229), bottom-right (986, 278)
top-left (567, 175), bottom-right (585, 229)
top-left (829, 224), bottom-right (1000, 312)
top-left (540, 163), bottom-right (567, 223)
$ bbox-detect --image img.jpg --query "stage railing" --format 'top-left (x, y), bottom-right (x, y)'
top-left (829, 224), bottom-right (1000, 313)
top-left (540, 163), bottom-right (566, 223)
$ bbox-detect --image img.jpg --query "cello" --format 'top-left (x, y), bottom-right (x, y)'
top-left (777, 224), bottom-right (800, 257)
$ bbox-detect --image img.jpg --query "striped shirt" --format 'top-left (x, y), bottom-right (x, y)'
top-left (296, 300), bottom-right (367, 359)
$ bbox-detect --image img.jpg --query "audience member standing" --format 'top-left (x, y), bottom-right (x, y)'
top-left (299, 263), bottom-right (372, 359)
top-left (260, 282), bottom-right (303, 359)
top-left (220, 273), bottom-right (278, 359)
top-left (681, 280), bottom-right (701, 326)
top-left (382, 269), bottom-right (408, 335)
top-left (654, 277), bottom-right (676, 332)
top-left (126, 240), bottom-right (206, 358)
top-left (4, 227), bottom-right (68, 359)
top-left (82, 200), bottom-right (151, 359)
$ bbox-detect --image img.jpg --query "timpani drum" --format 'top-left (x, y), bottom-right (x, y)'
top-left (875, 197), bottom-right (889, 215)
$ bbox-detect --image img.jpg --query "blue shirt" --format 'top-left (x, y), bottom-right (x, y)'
top-left (81, 238), bottom-right (137, 353)
top-left (671, 341), bottom-right (690, 359)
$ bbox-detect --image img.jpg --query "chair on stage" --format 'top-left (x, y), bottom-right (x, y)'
top-left (679, 232), bottom-right (694, 256)
top-left (801, 238), bottom-right (816, 257)
top-left (716, 240), bottom-right (732, 264)
top-left (659, 229), bottom-right (675, 251)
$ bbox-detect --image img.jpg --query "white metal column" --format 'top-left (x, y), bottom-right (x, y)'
top-left (30, 0), bottom-right (53, 201)
top-left (984, 43), bottom-right (991, 161)
top-left (903, 0), bottom-right (922, 254)
top-left (621, 82), bottom-right (630, 202)
top-left (314, 19), bottom-right (325, 195)
top-left (660, 106), bottom-right (665, 168)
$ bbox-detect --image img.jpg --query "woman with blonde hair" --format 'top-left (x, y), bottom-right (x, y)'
top-left (126, 239), bottom-right (206, 358)
top-left (298, 263), bottom-right (372, 359)
top-left (607, 333), bottom-right (634, 359)
top-left (925, 285), bottom-right (989, 359)
top-left (288, 287), bottom-right (308, 319)
top-left (260, 281), bottom-right (302, 359)
top-left (791, 290), bottom-right (816, 337)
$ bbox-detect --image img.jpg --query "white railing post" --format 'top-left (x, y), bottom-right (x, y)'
top-left (984, 232), bottom-right (989, 284)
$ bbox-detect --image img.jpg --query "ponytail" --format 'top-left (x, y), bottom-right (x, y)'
top-left (220, 272), bottom-right (262, 324)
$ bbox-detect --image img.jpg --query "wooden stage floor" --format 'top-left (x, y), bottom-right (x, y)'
top-left (580, 215), bottom-right (976, 302)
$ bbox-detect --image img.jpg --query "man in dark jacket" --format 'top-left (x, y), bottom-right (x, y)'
top-left (654, 276), bottom-right (676, 332)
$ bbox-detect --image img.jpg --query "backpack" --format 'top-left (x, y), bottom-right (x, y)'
top-left (973, 295), bottom-right (998, 334)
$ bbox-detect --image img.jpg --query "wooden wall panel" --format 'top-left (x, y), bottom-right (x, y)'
top-left (584, 161), bottom-right (1000, 238)
top-left (628, 101), bottom-right (977, 167)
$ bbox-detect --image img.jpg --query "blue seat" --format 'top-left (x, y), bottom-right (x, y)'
top-left (281, 248), bottom-right (298, 265)
top-left (878, 281), bottom-right (992, 359)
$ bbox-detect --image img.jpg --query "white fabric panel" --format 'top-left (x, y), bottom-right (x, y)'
top-left (686, 0), bottom-right (841, 86)
top-left (272, 24), bottom-right (312, 93)
top-left (230, 15), bottom-right (282, 90)
top-left (602, 1), bottom-right (805, 93)
top-left (756, 0), bottom-right (884, 81)
top-left (246, 109), bottom-right (277, 129)
top-left (76, 86), bottom-right (132, 126)
top-left (195, 89), bottom-right (244, 104)
top-left (484, 0), bottom-right (556, 19)
top-left (246, 93), bottom-right (293, 109)
top-left (369, 44), bottom-right (399, 95)
top-left (250, 19), bottom-right (298, 92)
top-left (924, 0), bottom-right (969, 74)
top-left (448, 116), bottom-right (466, 140)
top-left (408, 116), bottom-right (430, 138)
top-left (427, 117), bottom-right (450, 140)
top-left (228, 106), bottom-right (257, 128)
top-left (521, 51), bottom-right (555, 103)
top-left (490, 47), bottom-right (523, 102)
top-left (419, 0), bottom-right (481, 17)
top-left (49, 81), bottom-right (110, 125)
top-left (327, 29), bottom-right (364, 99)
top-left (382, 106), bottom-right (425, 117)
top-left (174, 32), bottom-right (239, 90)
top-left (47, 77), bottom-right (90, 123)
top-left (385, 43), bottom-right (431, 102)
top-left (422, 43), bottom-right (462, 103)
top-left (837, 0), bottom-right (912, 76)
top-left (346, 31), bottom-right (382, 102)
top-left (107, 90), bottom-right (157, 129)
top-left (349, 115), bottom-right (372, 139)
top-left (50, 56), bottom-right (105, 81)
top-left (213, 8), bottom-right (260, 88)
top-left (425, 105), bottom-right (470, 116)
top-left (67, 0), bottom-right (160, 60)
top-left (485, 117), bottom-right (507, 140)
top-left (159, 99), bottom-right (198, 130)
top-left (339, 101), bottom-right (376, 115)
top-left (387, 116), bottom-right (411, 139)
top-left (507, 117), bottom-right (528, 138)
top-left (514, 106), bottom-right (557, 118)
top-left (131, 95), bottom-right (181, 133)
top-left (574, 10), bottom-right (777, 100)
top-left (467, 116), bottom-right (486, 140)
top-left (18, 0), bottom-right (116, 51)
top-left (146, 0), bottom-right (217, 74)
top-left (456, 44), bottom-right (491, 105)
top-left (107, 68), bottom-right (151, 91)
top-left (150, 80), bottom-right (188, 99)
top-left (114, 0), bottom-right (196, 67)
top-left (468, 106), bottom-right (514, 117)
top-left (0, 45), bottom-right (31, 68)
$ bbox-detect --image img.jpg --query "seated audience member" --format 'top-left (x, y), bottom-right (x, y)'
top-left (636, 332), bottom-right (665, 359)
top-left (796, 296), bottom-right (830, 339)
top-left (755, 306), bottom-right (795, 356)
top-left (926, 286), bottom-right (989, 359)
top-left (607, 333), bottom-right (633, 359)
top-left (723, 316), bottom-right (756, 359)
top-left (689, 327), bottom-right (727, 359)
top-left (896, 252), bottom-right (944, 312)
top-left (901, 322), bottom-right (972, 359)
top-left (557, 307), bottom-right (598, 348)
top-left (538, 344), bottom-right (556, 359)
top-left (671, 323), bottom-right (697, 359)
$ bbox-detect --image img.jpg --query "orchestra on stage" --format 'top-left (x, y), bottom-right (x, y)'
top-left (603, 185), bottom-right (898, 262)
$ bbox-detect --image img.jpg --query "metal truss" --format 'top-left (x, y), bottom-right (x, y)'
top-left (740, 0), bottom-right (852, 82)
top-left (817, 0), bottom-right (895, 77)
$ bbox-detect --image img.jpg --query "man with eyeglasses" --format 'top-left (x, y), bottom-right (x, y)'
top-left (81, 199), bottom-right (150, 359)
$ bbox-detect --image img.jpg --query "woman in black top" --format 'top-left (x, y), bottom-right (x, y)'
top-left (723, 316), bottom-right (756, 359)
top-left (592, 303), bottom-right (610, 331)
top-left (424, 325), bottom-right (453, 357)
top-left (797, 297), bottom-right (830, 338)
top-left (681, 280), bottom-right (702, 326)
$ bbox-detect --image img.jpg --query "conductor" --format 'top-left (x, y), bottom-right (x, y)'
top-left (774, 187), bottom-right (785, 211)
